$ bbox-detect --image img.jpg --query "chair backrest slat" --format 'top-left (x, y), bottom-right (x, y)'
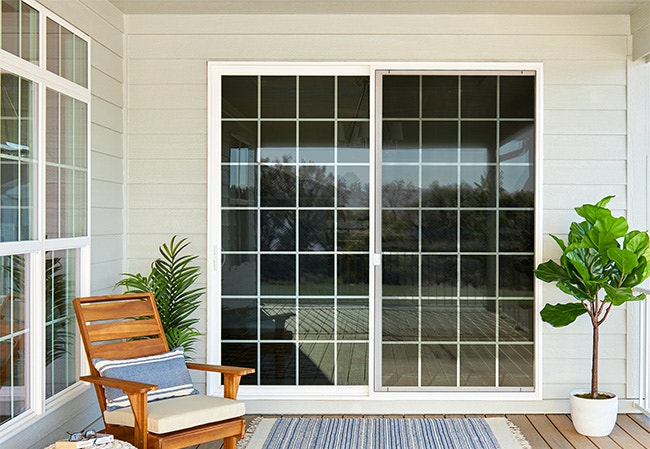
top-left (73, 293), bottom-right (170, 413)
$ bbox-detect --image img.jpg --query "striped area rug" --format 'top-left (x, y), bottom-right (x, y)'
top-left (238, 417), bottom-right (531, 449)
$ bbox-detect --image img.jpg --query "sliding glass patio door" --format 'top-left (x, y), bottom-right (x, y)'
top-left (214, 66), bottom-right (536, 393)
top-left (378, 72), bottom-right (535, 390)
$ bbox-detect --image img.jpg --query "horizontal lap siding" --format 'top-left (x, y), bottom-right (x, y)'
top-left (125, 14), bottom-right (630, 402)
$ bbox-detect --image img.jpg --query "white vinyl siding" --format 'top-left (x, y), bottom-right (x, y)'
top-left (124, 13), bottom-right (629, 413)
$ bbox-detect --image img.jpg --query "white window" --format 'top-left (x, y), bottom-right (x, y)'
top-left (0, 0), bottom-right (89, 430)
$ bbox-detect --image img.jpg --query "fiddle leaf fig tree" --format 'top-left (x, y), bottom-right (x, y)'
top-left (534, 196), bottom-right (650, 399)
top-left (116, 236), bottom-right (204, 357)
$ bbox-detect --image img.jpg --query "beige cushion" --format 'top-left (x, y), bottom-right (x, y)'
top-left (103, 394), bottom-right (246, 434)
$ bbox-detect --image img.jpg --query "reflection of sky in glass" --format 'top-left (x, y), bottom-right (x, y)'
top-left (422, 166), bottom-right (457, 189)
top-left (383, 165), bottom-right (419, 187)
top-left (501, 166), bottom-right (534, 194)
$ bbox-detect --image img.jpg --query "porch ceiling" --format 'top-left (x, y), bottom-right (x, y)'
top-left (107, 0), bottom-right (646, 15)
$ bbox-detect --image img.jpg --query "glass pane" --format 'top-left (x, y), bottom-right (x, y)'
top-left (460, 300), bottom-right (496, 341)
top-left (2, 0), bottom-right (37, 64)
top-left (261, 76), bottom-right (295, 118)
top-left (337, 343), bottom-right (368, 385)
top-left (260, 165), bottom-right (295, 207)
top-left (299, 76), bottom-right (334, 118)
top-left (422, 345), bottom-right (457, 386)
top-left (260, 121), bottom-right (295, 163)
top-left (338, 165), bottom-right (369, 207)
top-left (261, 210), bottom-right (295, 251)
top-left (260, 255), bottom-right (294, 295)
top-left (382, 255), bottom-right (418, 297)
top-left (338, 121), bottom-right (369, 162)
top-left (299, 210), bottom-right (333, 251)
top-left (499, 345), bottom-right (534, 387)
top-left (421, 256), bottom-right (457, 297)
top-left (260, 298), bottom-right (295, 340)
top-left (222, 210), bottom-right (257, 252)
top-left (261, 343), bottom-right (295, 385)
top-left (45, 165), bottom-right (59, 238)
top-left (500, 121), bottom-right (534, 164)
top-left (500, 76), bottom-right (535, 119)
top-left (222, 164), bottom-right (256, 207)
top-left (299, 343), bottom-right (334, 385)
top-left (499, 300), bottom-right (534, 342)
top-left (422, 76), bottom-right (458, 118)
top-left (460, 255), bottom-right (496, 297)
top-left (299, 122), bottom-right (334, 163)
top-left (460, 345), bottom-right (495, 386)
top-left (46, 19), bottom-right (86, 87)
top-left (382, 209), bottom-right (418, 252)
top-left (460, 210), bottom-right (496, 252)
top-left (382, 344), bottom-right (417, 386)
top-left (222, 343), bottom-right (257, 385)
top-left (73, 35), bottom-right (88, 88)
top-left (461, 76), bottom-right (496, 118)
top-left (499, 255), bottom-right (534, 297)
top-left (221, 298), bottom-right (257, 340)
top-left (222, 76), bottom-right (257, 118)
top-left (1, 72), bottom-right (35, 243)
top-left (421, 211), bottom-right (457, 251)
top-left (337, 210), bottom-right (369, 251)
top-left (2, 0), bottom-right (20, 56)
top-left (499, 210), bottom-right (534, 252)
top-left (222, 254), bottom-right (256, 296)
top-left (298, 165), bottom-right (334, 207)
top-left (421, 167), bottom-right (457, 207)
top-left (45, 250), bottom-right (76, 399)
top-left (45, 89), bottom-right (58, 163)
top-left (221, 121), bottom-right (257, 163)
top-left (337, 255), bottom-right (368, 296)
top-left (338, 76), bottom-right (369, 119)
top-left (299, 298), bottom-right (333, 340)
top-left (382, 121), bottom-right (419, 163)
top-left (461, 121), bottom-right (496, 163)
top-left (0, 254), bottom-right (29, 422)
top-left (382, 166), bottom-right (418, 208)
top-left (337, 298), bottom-right (368, 340)
top-left (422, 121), bottom-right (457, 163)
top-left (422, 300), bottom-right (457, 341)
top-left (460, 166), bottom-right (497, 207)
top-left (46, 18), bottom-right (58, 74)
top-left (383, 76), bottom-right (418, 118)
top-left (381, 298), bottom-right (419, 341)
top-left (60, 27), bottom-right (74, 84)
top-left (299, 255), bottom-right (334, 295)
top-left (500, 166), bottom-right (534, 207)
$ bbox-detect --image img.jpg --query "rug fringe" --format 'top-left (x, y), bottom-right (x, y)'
top-left (237, 416), bottom-right (264, 449)
top-left (505, 418), bottom-right (532, 449)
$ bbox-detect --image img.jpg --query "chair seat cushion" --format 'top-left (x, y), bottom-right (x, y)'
top-left (103, 394), bottom-right (246, 434)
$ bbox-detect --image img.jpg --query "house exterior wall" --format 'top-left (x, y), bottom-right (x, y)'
top-left (123, 13), bottom-right (635, 413)
top-left (4, 1), bottom-right (125, 448)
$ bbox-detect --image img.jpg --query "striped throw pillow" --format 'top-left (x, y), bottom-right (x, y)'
top-left (93, 347), bottom-right (198, 410)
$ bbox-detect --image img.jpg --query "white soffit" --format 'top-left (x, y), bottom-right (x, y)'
top-left (107, 0), bottom-right (646, 15)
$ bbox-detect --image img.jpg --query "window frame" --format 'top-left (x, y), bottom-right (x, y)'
top-left (0, 0), bottom-right (90, 438)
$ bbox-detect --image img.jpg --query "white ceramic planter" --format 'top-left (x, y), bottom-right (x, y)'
top-left (569, 390), bottom-right (618, 437)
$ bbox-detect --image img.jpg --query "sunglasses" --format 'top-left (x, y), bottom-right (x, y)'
top-left (67, 429), bottom-right (97, 442)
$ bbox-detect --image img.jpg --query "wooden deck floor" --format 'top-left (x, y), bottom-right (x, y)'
top-left (194, 413), bottom-right (650, 449)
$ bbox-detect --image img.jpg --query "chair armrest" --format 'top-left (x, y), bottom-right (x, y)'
top-left (185, 363), bottom-right (255, 376)
top-left (80, 375), bottom-right (158, 394)
top-left (185, 363), bottom-right (255, 400)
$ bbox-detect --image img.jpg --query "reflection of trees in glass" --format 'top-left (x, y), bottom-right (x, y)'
top-left (383, 179), bottom-right (418, 207)
top-left (44, 256), bottom-right (72, 368)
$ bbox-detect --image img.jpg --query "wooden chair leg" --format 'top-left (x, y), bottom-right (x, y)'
top-left (223, 436), bottom-right (237, 449)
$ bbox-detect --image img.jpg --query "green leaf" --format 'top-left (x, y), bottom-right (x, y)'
top-left (624, 230), bottom-right (650, 256)
top-left (603, 284), bottom-right (646, 306)
top-left (556, 280), bottom-right (592, 301)
top-left (621, 257), bottom-right (650, 288)
top-left (607, 247), bottom-right (639, 274)
top-left (565, 247), bottom-right (607, 287)
top-left (540, 302), bottom-right (588, 327)
top-left (534, 260), bottom-right (572, 283)
top-left (549, 234), bottom-right (566, 251)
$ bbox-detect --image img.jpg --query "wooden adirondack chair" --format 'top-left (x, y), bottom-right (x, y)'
top-left (73, 292), bottom-right (254, 449)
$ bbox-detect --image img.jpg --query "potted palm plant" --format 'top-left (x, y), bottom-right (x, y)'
top-left (534, 196), bottom-right (650, 436)
top-left (116, 235), bottom-right (204, 356)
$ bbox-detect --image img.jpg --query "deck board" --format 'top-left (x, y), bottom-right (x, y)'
top-left (194, 414), bottom-right (650, 449)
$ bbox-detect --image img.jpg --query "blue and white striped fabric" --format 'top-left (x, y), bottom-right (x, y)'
top-left (259, 417), bottom-right (501, 449)
top-left (93, 347), bottom-right (198, 411)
